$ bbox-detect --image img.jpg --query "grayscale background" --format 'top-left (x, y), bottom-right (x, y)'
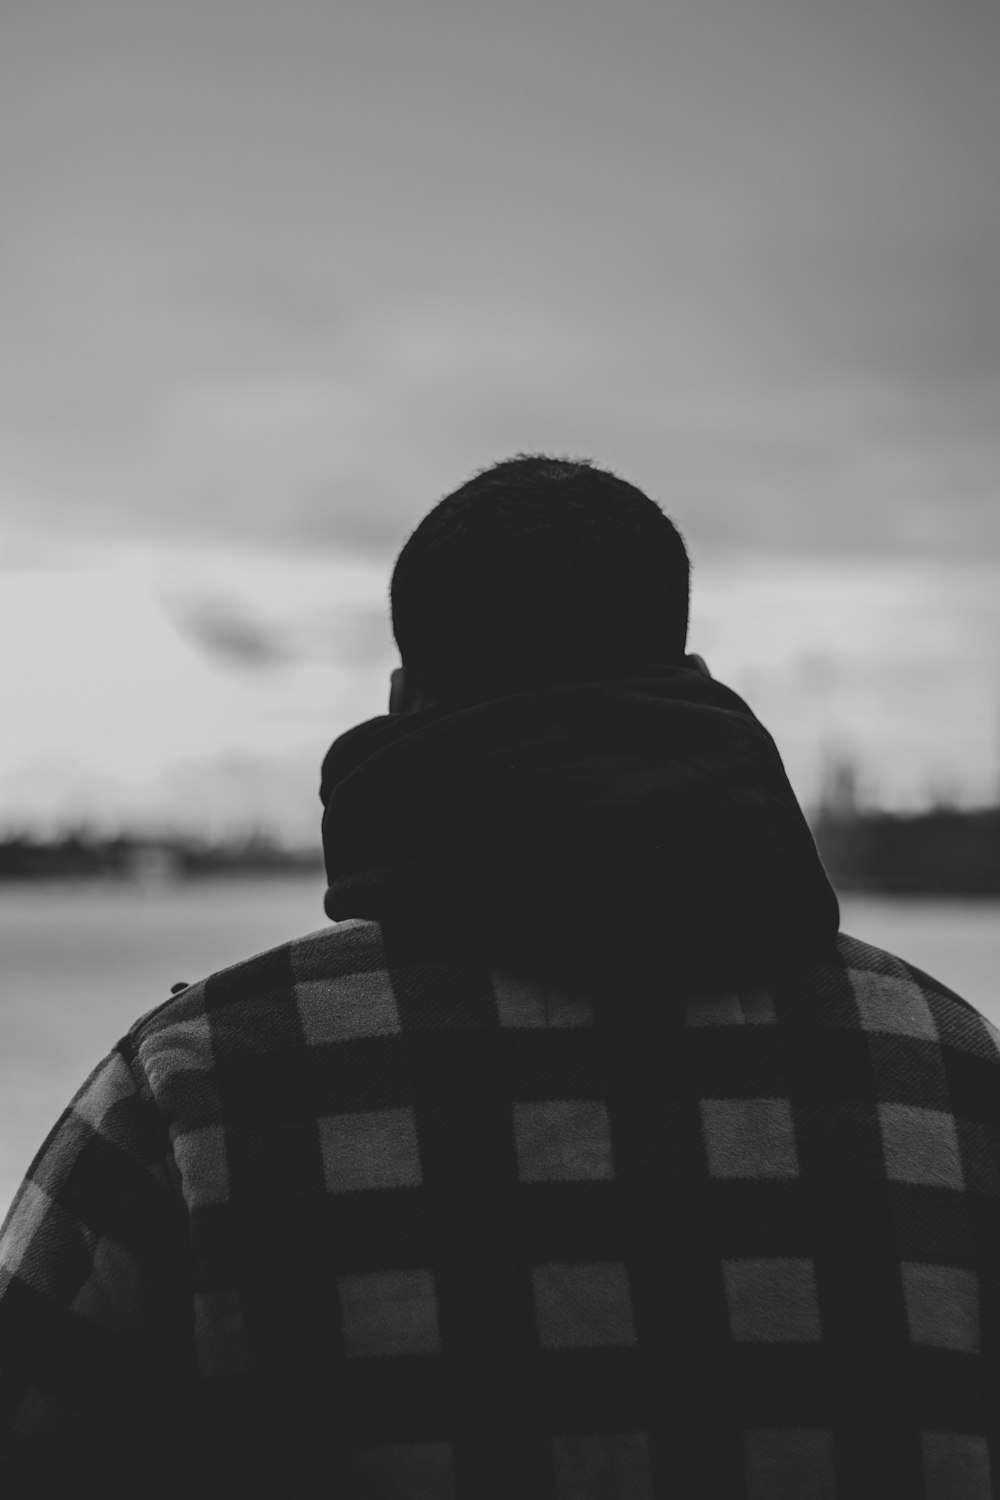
top-left (2, 0), bottom-right (998, 1215)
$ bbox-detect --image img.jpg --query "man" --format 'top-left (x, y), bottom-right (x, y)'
top-left (0, 454), bottom-right (995, 1497)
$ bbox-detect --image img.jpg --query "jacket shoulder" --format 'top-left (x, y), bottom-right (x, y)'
top-left (809, 929), bottom-right (1000, 1061)
top-left (123, 918), bottom-right (388, 1064)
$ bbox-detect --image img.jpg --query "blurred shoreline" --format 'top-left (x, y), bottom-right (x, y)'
top-left (811, 804), bottom-right (1000, 897)
top-left (1, 804), bottom-right (999, 895)
top-left (0, 831), bottom-right (324, 883)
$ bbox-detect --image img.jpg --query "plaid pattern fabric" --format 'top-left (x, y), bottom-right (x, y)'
top-left (1, 918), bottom-right (998, 1497)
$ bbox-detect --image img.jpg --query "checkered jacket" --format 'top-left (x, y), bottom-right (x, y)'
top-left (1, 917), bottom-right (997, 1497)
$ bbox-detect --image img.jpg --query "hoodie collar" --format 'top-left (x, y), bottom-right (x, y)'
top-left (320, 665), bottom-right (839, 1001)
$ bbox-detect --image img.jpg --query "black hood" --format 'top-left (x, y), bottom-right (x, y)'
top-left (320, 664), bottom-right (840, 1002)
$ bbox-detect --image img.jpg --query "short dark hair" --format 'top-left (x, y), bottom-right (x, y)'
top-left (390, 453), bottom-right (690, 697)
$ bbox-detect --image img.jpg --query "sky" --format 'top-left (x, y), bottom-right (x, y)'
top-left (1, 0), bottom-right (998, 839)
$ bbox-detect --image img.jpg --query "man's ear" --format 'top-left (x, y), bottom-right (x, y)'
top-left (685, 652), bottom-right (712, 679)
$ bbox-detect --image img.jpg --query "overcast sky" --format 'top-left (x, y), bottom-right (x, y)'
top-left (1, 0), bottom-right (998, 833)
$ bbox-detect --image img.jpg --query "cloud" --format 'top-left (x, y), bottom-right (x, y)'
top-left (1, 0), bottom-right (997, 566)
top-left (691, 555), bottom-right (1000, 810)
top-left (155, 545), bottom-right (395, 675)
top-left (2, 236), bottom-right (997, 570)
top-left (154, 751), bottom-right (326, 845)
top-left (164, 587), bottom-right (396, 674)
top-left (165, 597), bottom-right (291, 670)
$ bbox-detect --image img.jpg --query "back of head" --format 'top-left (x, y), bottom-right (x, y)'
top-left (390, 454), bottom-right (690, 700)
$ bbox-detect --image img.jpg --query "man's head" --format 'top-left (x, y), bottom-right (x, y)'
top-left (389, 453), bottom-right (694, 713)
